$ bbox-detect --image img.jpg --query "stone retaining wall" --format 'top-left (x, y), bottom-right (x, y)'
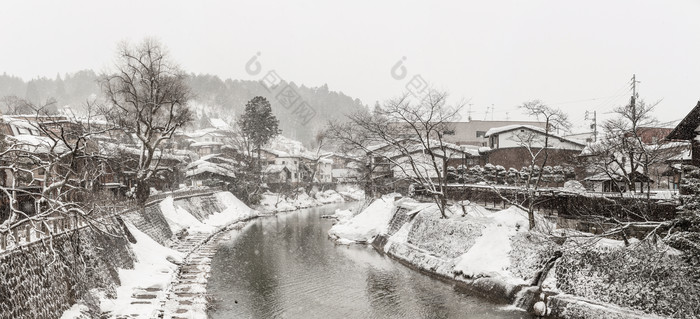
top-left (0, 216), bottom-right (134, 319)
top-left (0, 191), bottom-right (227, 319)
top-left (121, 205), bottom-right (174, 247)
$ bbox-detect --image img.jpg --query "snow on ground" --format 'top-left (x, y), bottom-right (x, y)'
top-left (99, 223), bottom-right (184, 317)
top-left (315, 189), bottom-right (345, 204)
top-left (206, 191), bottom-right (258, 226)
top-left (453, 206), bottom-right (529, 283)
top-left (257, 186), bottom-right (365, 213)
top-left (160, 192), bottom-right (259, 233)
top-left (332, 208), bottom-right (355, 222)
top-left (60, 304), bottom-right (89, 319)
top-left (338, 188), bottom-right (365, 201)
top-left (327, 193), bottom-right (400, 244)
top-left (62, 191), bottom-right (257, 319)
top-left (160, 197), bottom-right (214, 233)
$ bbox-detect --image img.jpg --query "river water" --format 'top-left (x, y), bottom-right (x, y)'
top-left (207, 202), bottom-right (529, 319)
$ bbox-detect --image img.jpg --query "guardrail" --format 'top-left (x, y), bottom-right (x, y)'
top-left (0, 186), bottom-right (224, 253)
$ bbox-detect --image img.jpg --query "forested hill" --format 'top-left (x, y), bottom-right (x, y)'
top-left (0, 72), bottom-right (368, 146)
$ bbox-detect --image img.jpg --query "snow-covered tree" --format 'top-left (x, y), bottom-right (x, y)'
top-left (1, 101), bottom-right (109, 241)
top-left (100, 39), bottom-right (193, 203)
top-left (491, 101), bottom-right (571, 229)
top-left (327, 90), bottom-right (464, 218)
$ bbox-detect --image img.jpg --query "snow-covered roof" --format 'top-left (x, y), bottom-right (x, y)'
top-left (486, 124), bottom-right (585, 147)
top-left (190, 141), bottom-right (223, 147)
top-left (5, 134), bottom-right (70, 154)
top-left (187, 154), bottom-right (238, 169)
top-left (102, 143), bottom-right (188, 162)
top-left (209, 118), bottom-right (230, 130)
top-left (484, 124), bottom-right (546, 137)
top-left (185, 161), bottom-right (236, 178)
top-left (2, 116), bottom-right (41, 131)
top-left (262, 148), bottom-right (292, 158)
top-left (184, 128), bottom-right (226, 139)
top-left (263, 164), bottom-right (293, 174)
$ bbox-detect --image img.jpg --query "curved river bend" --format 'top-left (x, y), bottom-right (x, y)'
top-left (207, 202), bottom-right (530, 319)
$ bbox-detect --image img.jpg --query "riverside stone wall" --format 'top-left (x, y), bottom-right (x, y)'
top-left (121, 204), bottom-right (174, 247)
top-left (174, 195), bottom-right (224, 222)
top-left (0, 216), bottom-right (134, 319)
top-left (0, 191), bottom-right (229, 319)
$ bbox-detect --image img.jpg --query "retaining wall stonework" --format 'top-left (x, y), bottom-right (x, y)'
top-left (0, 191), bottom-right (228, 319)
top-left (0, 216), bottom-right (134, 319)
top-left (121, 205), bottom-right (174, 247)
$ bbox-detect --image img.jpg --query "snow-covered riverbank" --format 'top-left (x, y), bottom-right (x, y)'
top-left (257, 187), bottom-right (364, 213)
top-left (61, 187), bottom-right (366, 318)
top-left (61, 191), bottom-right (258, 319)
top-left (328, 195), bottom-right (689, 319)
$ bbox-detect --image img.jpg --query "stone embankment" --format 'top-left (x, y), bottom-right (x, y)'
top-left (0, 188), bottom-right (248, 319)
top-left (1, 186), bottom-right (363, 319)
top-left (364, 199), bottom-right (678, 319)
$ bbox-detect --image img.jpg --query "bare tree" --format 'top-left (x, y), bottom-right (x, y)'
top-left (586, 100), bottom-right (683, 196)
top-left (0, 100), bottom-right (113, 248)
top-left (306, 129), bottom-right (328, 183)
top-left (1, 95), bottom-right (35, 115)
top-left (99, 39), bottom-right (193, 203)
top-left (327, 90), bottom-right (464, 218)
top-left (487, 101), bottom-right (572, 229)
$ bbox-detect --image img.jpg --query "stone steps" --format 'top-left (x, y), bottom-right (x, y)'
top-left (160, 230), bottom-right (228, 319)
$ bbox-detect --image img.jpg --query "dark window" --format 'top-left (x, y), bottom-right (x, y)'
top-left (476, 131), bottom-right (486, 138)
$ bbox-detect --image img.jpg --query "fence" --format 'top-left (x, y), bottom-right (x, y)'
top-left (0, 186), bottom-right (223, 253)
top-left (442, 185), bottom-right (678, 222)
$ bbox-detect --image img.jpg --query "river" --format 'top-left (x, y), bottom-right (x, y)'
top-left (207, 202), bottom-right (530, 319)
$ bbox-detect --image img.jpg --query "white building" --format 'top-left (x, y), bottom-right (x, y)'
top-left (485, 125), bottom-right (585, 150)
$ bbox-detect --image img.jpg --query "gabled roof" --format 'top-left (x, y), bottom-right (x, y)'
top-left (484, 124), bottom-right (546, 137)
top-left (666, 100), bottom-right (700, 141)
top-left (485, 124), bottom-right (585, 147)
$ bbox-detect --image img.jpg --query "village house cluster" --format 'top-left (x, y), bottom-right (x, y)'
top-left (2, 101), bottom-right (698, 224)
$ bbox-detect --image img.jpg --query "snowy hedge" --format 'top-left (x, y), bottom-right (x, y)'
top-left (556, 240), bottom-right (700, 318)
top-left (508, 232), bottom-right (559, 284)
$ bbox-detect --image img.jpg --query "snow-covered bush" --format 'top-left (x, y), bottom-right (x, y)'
top-left (508, 232), bottom-right (559, 284)
top-left (556, 240), bottom-right (700, 318)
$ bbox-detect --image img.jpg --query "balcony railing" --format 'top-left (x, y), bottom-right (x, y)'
top-left (0, 186), bottom-right (223, 254)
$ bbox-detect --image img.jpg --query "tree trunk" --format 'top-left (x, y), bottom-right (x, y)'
top-left (134, 182), bottom-right (150, 205)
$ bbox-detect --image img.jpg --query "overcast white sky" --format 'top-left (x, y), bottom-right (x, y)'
top-left (2, 0), bottom-right (699, 132)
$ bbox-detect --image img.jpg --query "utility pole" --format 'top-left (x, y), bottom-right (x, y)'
top-left (630, 74), bottom-right (640, 121)
top-left (585, 110), bottom-right (597, 142)
top-left (491, 104), bottom-right (494, 121)
top-left (467, 103), bottom-right (473, 121)
top-left (628, 74), bottom-right (641, 192)
top-left (592, 110), bottom-right (597, 142)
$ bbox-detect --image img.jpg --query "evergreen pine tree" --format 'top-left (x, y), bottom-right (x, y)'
top-left (239, 96), bottom-right (280, 169)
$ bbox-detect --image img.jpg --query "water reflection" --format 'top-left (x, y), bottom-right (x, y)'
top-left (207, 203), bottom-right (528, 319)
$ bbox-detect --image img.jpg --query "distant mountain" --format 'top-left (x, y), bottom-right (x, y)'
top-left (0, 72), bottom-right (368, 146)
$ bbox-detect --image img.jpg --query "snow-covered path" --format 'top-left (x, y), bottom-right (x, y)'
top-left (162, 232), bottom-right (220, 318)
